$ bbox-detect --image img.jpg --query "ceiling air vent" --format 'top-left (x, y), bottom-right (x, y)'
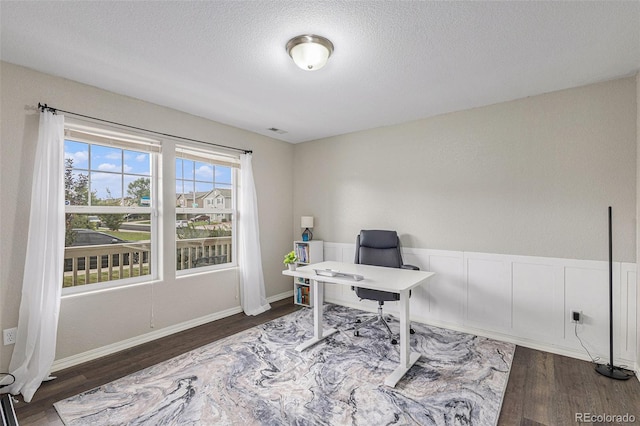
top-left (267, 127), bottom-right (288, 135)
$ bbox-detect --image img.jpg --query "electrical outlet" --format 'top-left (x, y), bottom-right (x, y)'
top-left (571, 310), bottom-right (582, 324)
top-left (3, 327), bottom-right (17, 345)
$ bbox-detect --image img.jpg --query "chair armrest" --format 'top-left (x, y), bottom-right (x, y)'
top-left (401, 264), bottom-right (419, 271)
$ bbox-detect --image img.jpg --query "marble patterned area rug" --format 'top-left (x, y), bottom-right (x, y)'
top-left (54, 304), bottom-right (514, 425)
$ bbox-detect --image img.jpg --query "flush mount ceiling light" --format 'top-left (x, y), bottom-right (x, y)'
top-left (286, 34), bottom-right (334, 71)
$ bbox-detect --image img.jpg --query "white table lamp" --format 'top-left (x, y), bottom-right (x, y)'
top-left (301, 216), bottom-right (314, 241)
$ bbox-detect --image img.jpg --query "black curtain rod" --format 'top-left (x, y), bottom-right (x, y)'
top-left (37, 103), bottom-right (252, 154)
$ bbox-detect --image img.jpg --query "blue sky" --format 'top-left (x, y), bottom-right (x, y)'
top-left (65, 140), bottom-right (151, 200)
top-left (176, 158), bottom-right (232, 195)
top-left (65, 140), bottom-right (232, 200)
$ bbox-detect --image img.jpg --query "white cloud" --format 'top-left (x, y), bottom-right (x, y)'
top-left (124, 165), bottom-right (133, 173)
top-left (65, 150), bottom-right (88, 165)
top-left (195, 165), bottom-right (214, 180)
top-left (105, 152), bottom-right (121, 160)
top-left (90, 172), bottom-right (122, 199)
top-left (97, 163), bottom-right (118, 172)
top-left (136, 154), bottom-right (147, 162)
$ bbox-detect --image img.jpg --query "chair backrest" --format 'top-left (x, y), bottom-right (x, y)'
top-left (354, 230), bottom-right (403, 268)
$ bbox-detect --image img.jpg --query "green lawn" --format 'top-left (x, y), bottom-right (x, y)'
top-left (104, 230), bottom-right (151, 241)
top-left (190, 221), bottom-right (209, 226)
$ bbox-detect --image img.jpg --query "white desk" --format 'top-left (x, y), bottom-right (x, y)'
top-left (283, 260), bottom-right (435, 387)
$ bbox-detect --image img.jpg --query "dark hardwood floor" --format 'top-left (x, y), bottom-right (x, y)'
top-left (499, 346), bottom-right (639, 426)
top-left (11, 298), bottom-right (640, 425)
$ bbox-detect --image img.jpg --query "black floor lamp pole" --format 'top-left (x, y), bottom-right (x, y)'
top-left (595, 206), bottom-right (633, 380)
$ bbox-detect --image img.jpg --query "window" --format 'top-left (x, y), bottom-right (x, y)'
top-left (61, 121), bottom-right (239, 291)
top-left (175, 145), bottom-right (237, 273)
top-left (63, 122), bottom-right (159, 292)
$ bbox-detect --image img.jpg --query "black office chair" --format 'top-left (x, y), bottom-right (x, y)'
top-left (352, 230), bottom-right (418, 344)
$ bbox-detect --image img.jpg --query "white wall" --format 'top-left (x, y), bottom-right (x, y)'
top-left (294, 77), bottom-right (638, 368)
top-left (293, 77), bottom-right (637, 263)
top-left (0, 62), bottom-right (294, 371)
top-left (637, 71), bottom-right (640, 372)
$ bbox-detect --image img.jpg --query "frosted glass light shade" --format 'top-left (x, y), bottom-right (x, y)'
top-left (301, 216), bottom-right (314, 228)
top-left (290, 43), bottom-right (329, 70)
top-left (286, 35), bottom-right (334, 71)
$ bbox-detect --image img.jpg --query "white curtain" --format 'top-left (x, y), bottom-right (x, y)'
top-left (238, 153), bottom-right (271, 316)
top-left (6, 111), bottom-right (65, 402)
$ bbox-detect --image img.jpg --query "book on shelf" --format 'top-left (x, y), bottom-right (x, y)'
top-left (295, 283), bottom-right (310, 305)
top-left (295, 243), bottom-right (309, 264)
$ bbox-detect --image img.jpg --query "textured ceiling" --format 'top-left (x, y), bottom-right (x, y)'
top-left (1, 1), bottom-right (639, 143)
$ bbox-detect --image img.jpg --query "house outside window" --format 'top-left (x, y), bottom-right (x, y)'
top-left (175, 145), bottom-right (237, 273)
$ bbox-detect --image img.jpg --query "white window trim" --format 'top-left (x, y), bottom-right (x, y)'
top-left (174, 146), bottom-right (238, 276)
top-left (61, 122), bottom-right (241, 293)
top-left (62, 125), bottom-right (160, 296)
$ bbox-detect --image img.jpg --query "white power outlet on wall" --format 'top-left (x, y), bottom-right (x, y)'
top-left (3, 327), bottom-right (17, 345)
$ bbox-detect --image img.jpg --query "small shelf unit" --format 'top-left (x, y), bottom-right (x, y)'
top-left (294, 277), bottom-right (312, 307)
top-left (293, 240), bottom-right (323, 307)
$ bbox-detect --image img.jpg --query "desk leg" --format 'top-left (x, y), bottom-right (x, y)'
top-left (295, 279), bottom-right (337, 352)
top-left (384, 289), bottom-right (420, 387)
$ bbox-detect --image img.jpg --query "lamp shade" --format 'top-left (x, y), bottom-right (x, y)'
top-left (301, 216), bottom-right (314, 228)
top-left (286, 35), bottom-right (334, 71)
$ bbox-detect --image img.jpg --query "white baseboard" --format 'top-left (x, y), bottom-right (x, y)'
top-left (326, 297), bottom-right (636, 369)
top-left (267, 291), bottom-right (294, 305)
top-left (51, 291), bottom-right (293, 372)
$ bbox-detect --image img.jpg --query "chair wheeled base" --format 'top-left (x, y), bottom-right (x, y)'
top-left (353, 301), bottom-right (415, 345)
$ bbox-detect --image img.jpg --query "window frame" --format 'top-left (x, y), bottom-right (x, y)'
top-left (174, 144), bottom-right (239, 276)
top-left (60, 120), bottom-right (242, 294)
top-left (62, 121), bottom-right (160, 296)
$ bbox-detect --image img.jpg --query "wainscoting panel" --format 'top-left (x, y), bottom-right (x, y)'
top-left (465, 254), bottom-right (512, 332)
top-left (564, 263), bottom-right (611, 360)
top-left (620, 265), bottom-right (637, 362)
top-left (321, 244), bottom-right (343, 301)
top-left (321, 242), bottom-right (637, 367)
top-left (322, 244), bottom-right (341, 263)
top-left (421, 251), bottom-right (465, 325)
top-left (511, 261), bottom-right (564, 343)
